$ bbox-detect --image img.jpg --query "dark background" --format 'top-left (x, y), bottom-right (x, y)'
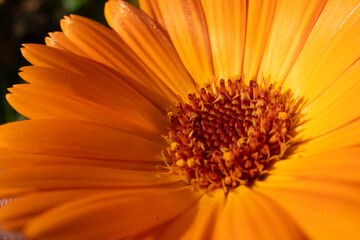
top-left (0, 0), bottom-right (139, 124)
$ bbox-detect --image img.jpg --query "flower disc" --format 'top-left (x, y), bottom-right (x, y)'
top-left (165, 79), bottom-right (300, 191)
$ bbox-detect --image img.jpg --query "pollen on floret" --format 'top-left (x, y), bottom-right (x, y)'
top-left (164, 78), bottom-right (301, 192)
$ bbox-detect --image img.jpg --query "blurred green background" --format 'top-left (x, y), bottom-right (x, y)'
top-left (0, 0), bottom-right (139, 124)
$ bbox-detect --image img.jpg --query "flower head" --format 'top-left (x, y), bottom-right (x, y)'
top-left (1, 0), bottom-right (360, 239)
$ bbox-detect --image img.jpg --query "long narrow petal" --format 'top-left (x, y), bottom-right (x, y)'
top-left (17, 64), bottom-right (163, 118)
top-left (0, 190), bottom-right (110, 230)
top-left (21, 44), bottom-right (174, 112)
top-left (0, 120), bottom-right (163, 161)
top-left (23, 187), bottom-right (202, 240)
top-left (105, 0), bottom-right (196, 98)
top-left (295, 119), bottom-right (360, 156)
top-left (62, 15), bottom-right (182, 105)
top-left (7, 84), bottom-right (165, 142)
top-left (158, 189), bottom-right (225, 239)
top-left (18, 63), bottom-right (167, 132)
top-left (0, 189), bottom-right (29, 199)
top-left (256, 176), bottom-right (360, 239)
top-left (0, 149), bottom-right (162, 171)
top-left (0, 167), bottom-right (180, 190)
top-left (200, 0), bottom-right (246, 80)
top-left (297, 59), bottom-right (360, 139)
top-left (274, 147), bottom-right (360, 183)
top-left (151, 0), bottom-right (214, 86)
top-left (7, 84), bottom-right (164, 142)
top-left (213, 187), bottom-right (306, 239)
top-left (258, 0), bottom-right (327, 84)
top-left (242, 0), bottom-right (277, 81)
top-left (45, 32), bottom-right (89, 57)
top-left (283, 0), bottom-right (360, 101)
top-left (139, 0), bottom-right (166, 29)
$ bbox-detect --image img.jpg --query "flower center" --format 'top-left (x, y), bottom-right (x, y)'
top-left (164, 79), bottom-right (299, 192)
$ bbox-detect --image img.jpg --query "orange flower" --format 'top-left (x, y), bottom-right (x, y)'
top-left (1, 0), bottom-right (360, 239)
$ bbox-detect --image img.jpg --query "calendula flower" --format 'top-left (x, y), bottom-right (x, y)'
top-left (1, 0), bottom-right (360, 239)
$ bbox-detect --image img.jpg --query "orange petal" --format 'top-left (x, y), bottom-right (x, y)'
top-left (0, 166), bottom-right (180, 191)
top-left (259, 0), bottom-right (327, 84)
top-left (274, 147), bottom-right (360, 183)
top-left (105, 0), bottom-right (196, 99)
top-left (0, 120), bottom-right (163, 161)
top-left (18, 64), bottom-right (158, 114)
top-left (297, 59), bottom-right (360, 139)
top-left (152, 0), bottom-right (214, 86)
top-left (139, 0), bottom-right (166, 29)
top-left (18, 64), bottom-right (167, 133)
top-left (256, 176), bottom-right (360, 239)
top-left (283, 0), bottom-right (360, 101)
top-left (159, 189), bottom-right (225, 239)
top-left (242, 0), bottom-right (277, 81)
top-left (7, 83), bottom-right (165, 142)
top-left (200, 0), bottom-right (246, 80)
top-left (0, 189), bottom-right (31, 199)
top-left (23, 187), bottom-right (202, 240)
top-left (213, 187), bottom-right (305, 239)
top-left (60, 15), bottom-right (181, 106)
top-left (126, 220), bottom-right (173, 240)
top-left (0, 149), bottom-right (162, 171)
top-left (0, 190), bottom-right (109, 231)
top-left (21, 43), bottom-right (174, 112)
top-left (45, 31), bottom-right (89, 57)
top-left (295, 118), bottom-right (360, 156)
top-left (0, 230), bottom-right (24, 240)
